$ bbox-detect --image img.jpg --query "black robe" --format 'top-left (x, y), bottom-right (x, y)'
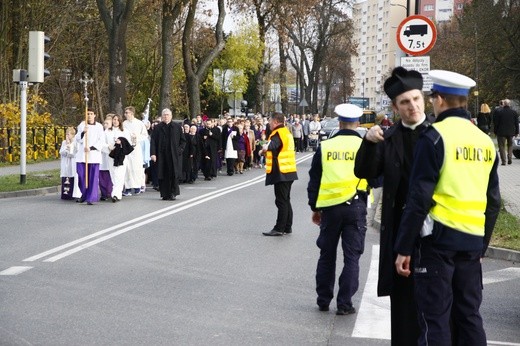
top-left (182, 132), bottom-right (195, 182)
top-left (150, 121), bottom-right (186, 197)
top-left (201, 126), bottom-right (220, 177)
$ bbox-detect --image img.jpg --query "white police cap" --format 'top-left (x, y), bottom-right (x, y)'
top-left (428, 70), bottom-right (476, 96)
top-left (334, 103), bottom-right (363, 122)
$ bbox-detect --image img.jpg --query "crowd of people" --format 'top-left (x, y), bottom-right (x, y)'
top-left (59, 106), bottom-right (325, 204)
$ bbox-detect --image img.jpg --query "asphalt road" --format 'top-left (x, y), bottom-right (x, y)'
top-left (1, 152), bottom-right (519, 345)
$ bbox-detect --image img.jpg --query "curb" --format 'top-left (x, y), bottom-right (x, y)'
top-left (485, 246), bottom-right (520, 263)
top-left (0, 186), bottom-right (59, 199)
top-left (370, 188), bottom-right (519, 263)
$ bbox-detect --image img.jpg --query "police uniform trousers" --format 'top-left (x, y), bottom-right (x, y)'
top-left (414, 236), bottom-right (486, 346)
top-left (273, 181), bottom-right (293, 232)
top-left (315, 197), bottom-right (367, 309)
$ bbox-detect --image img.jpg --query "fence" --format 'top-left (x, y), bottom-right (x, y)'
top-left (0, 126), bottom-right (70, 163)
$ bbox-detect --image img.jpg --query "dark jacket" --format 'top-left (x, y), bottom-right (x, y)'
top-left (150, 121), bottom-right (186, 180)
top-left (354, 115), bottom-right (434, 296)
top-left (494, 105), bottom-right (519, 137)
top-left (221, 124), bottom-right (239, 151)
top-left (109, 137), bottom-right (134, 166)
top-left (476, 112), bottom-right (491, 132)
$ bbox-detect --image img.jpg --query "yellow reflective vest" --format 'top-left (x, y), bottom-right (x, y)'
top-left (266, 126), bottom-right (297, 174)
top-left (430, 117), bottom-right (496, 237)
top-left (316, 135), bottom-right (368, 208)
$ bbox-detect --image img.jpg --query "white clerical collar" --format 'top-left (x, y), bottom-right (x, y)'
top-left (401, 114), bottom-right (426, 130)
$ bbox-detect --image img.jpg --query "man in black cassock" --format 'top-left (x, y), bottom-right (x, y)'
top-left (201, 119), bottom-right (221, 180)
top-left (150, 108), bottom-right (186, 200)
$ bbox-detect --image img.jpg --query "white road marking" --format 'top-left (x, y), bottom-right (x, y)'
top-left (483, 267), bottom-right (520, 285)
top-left (488, 341), bottom-right (520, 346)
top-left (352, 245), bottom-right (391, 340)
top-left (23, 175), bottom-right (265, 262)
top-left (22, 154), bottom-right (315, 264)
top-left (0, 266), bottom-right (33, 275)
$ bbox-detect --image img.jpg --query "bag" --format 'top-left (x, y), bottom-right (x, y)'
top-left (61, 176), bottom-right (75, 200)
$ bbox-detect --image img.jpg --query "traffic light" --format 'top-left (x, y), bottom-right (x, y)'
top-left (28, 31), bottom-right (50, 83)
top-left (240, 100), bottom-right (247, 113)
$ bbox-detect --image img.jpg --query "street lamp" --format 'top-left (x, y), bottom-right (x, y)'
top-left (390, 0), bottom-right (420, 15)
top-left (358, 78), bottom-right (366, 109)
top-left (390, 2), bottom-right (409, 17)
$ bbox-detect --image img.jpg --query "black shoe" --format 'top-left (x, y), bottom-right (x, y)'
top-left (284, 229), bottom-right (292, 234)
top-left (501, 163), bottom-right (506, 166)
top-left (336, 306), bottom-right (356, 315)
top-left (318, 305), bottom-right (329, 312)
top-left (204, 177), bottom-right (211, 181)
top-left (111, 196), bottom-right (119, 203)
top-left (508, 160), bottom-right (512, 164)
top-left (171, 195), bottom-right (177, 200)
top-left (76, 197), bottom-right (85, 203)
top-left (87, 201), bottom-right (93, 205)
top-left (100, 196), bottom-right (107, 201)
top-left (262, 230), bottom-right (283, 236)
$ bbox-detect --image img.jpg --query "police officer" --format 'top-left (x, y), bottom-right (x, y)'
top-left (394, 70), bottom-right (501, 345)
top-left (260, 112), bottom-right (298, 236)
top-left (307, 104), bottom-right (374, 315)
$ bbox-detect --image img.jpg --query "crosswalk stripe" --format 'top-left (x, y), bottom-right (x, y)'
top-left (352, 244), bottom-right (391, 340)
top-left (483, 267), bottom-right (520, 285)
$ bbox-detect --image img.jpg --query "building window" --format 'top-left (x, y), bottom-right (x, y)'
top-left (424, 4), bottom-right (434, 11)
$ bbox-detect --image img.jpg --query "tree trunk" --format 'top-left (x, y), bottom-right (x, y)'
top-left (182, 0), bottom-right (225, 119)
top-left (96, 0), bottom-right (135, 114)
top-left (278, 29), bottom-right (288, 115)
top-left (159, 0), bottom-right (189, 116)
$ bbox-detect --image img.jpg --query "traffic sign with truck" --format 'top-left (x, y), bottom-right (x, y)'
top-left (404, 24), bottom-right (428, 37)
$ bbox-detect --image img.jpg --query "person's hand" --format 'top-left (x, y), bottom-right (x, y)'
top-left (395, 254), bottom-right (411, 277)
top-left (311, 211), bottom-right (321, 226)
top-left (151, 155), bottom-right (156, 162)
top-left (366, 125), bottom-right (384, 143)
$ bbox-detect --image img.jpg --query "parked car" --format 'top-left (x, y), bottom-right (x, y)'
top-left (513, 135), bottom-right (520, 159)
top-left (319, 117), bottom-right (339, 140)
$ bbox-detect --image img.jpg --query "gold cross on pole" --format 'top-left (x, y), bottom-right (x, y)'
top-left (78, 73), bottom-right (94, 189)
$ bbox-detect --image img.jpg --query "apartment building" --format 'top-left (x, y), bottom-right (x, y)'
top-left (351, 0), bottom-right (466, 112)
top-left (351, 0), bottom-right (411, 111)
top-left (420, 0), bottom-right (468, 22)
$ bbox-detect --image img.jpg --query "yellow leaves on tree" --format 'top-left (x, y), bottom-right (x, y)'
top-left (0, 94), bottom-right (52, 128)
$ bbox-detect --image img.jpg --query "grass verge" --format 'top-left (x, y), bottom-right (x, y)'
top-left (491, 205), bottom-right (520, 252)
top-left (0, 169), bottom-right (60, 192)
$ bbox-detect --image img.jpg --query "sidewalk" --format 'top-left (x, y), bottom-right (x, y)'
top-left (0, 160), bottom-right (60, 177)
